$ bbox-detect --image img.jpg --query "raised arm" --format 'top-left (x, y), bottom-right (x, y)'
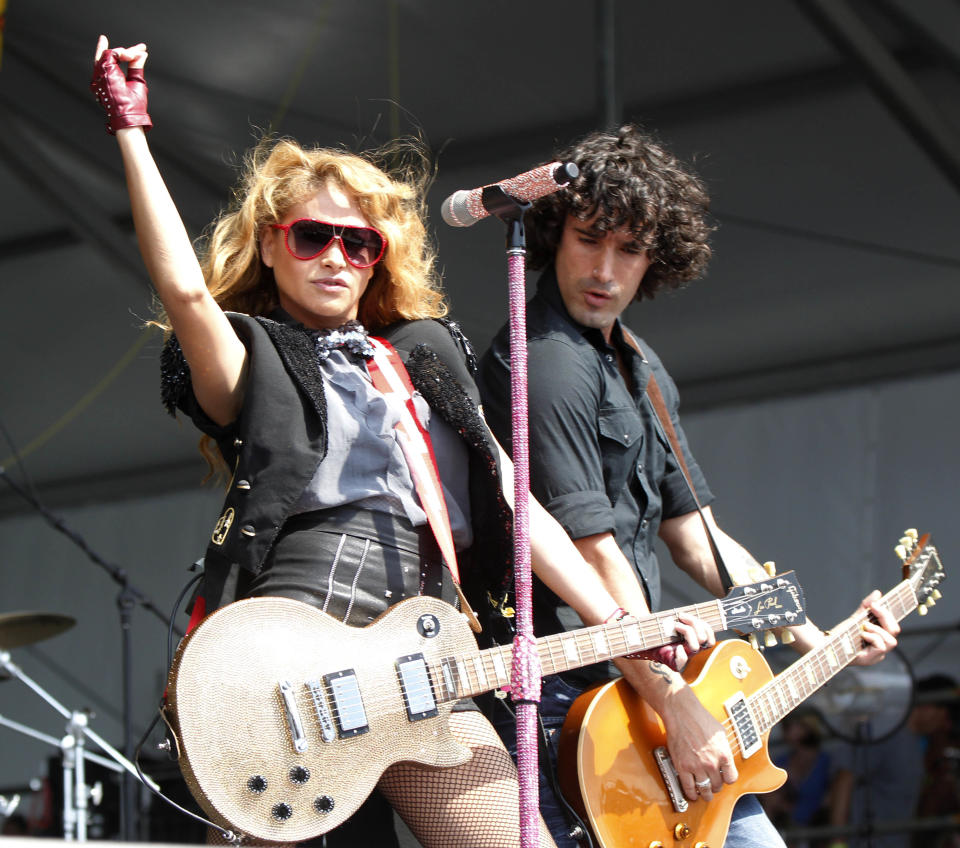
top-left (93, 36), bottom-right (246, 426)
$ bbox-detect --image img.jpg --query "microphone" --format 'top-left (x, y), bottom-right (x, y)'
top-left (441, 161), bottom-right (579, 227)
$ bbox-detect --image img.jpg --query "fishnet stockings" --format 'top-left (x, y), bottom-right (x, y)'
top-left (379, 711), bottom-right (557, 848)
top-left (205, 711), bottom-right (555, 847)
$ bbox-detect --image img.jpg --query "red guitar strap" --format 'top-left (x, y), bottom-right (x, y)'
top-left (367, 337), bottom-right (481, 632)
top-left (185, 594), bottom-right (207, 635)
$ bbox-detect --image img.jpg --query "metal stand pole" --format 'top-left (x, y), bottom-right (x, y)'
top-left (485, 186), bottom-right (542, 848)
top-left (0, 650), bottom-right (159, 841)
top-left (118, 585), bottom-right (136, 840)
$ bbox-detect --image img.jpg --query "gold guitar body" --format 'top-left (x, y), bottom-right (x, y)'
top-left (164, 595), bottom-right (477, 844)
top-left (557, 533), bottom-right (944, 847)
top-left (558, 640), bottom-right (787, 848)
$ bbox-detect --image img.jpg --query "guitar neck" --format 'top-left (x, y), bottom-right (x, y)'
top-left (747, 581), bottom-right (917, 735)
top-left (432, 599), bottom-right (730, 703)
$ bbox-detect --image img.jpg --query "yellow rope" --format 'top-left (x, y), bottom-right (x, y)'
top-left (1, 325), bottom-right (161, 469)
top-left (268, 4), bottom-right (331, 133)
top-left (0, 0), bottom-right (7, 70)
top-left (388, 0), bottom-right (401, 139)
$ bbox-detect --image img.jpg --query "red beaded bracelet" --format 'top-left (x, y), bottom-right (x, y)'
top-left (604, 606), bottom-right (629, 624)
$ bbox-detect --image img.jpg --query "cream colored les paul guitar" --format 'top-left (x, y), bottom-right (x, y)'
top-left (163, 575), bottom-right (804, 843)
top-left (557, 531), bottom-right (944, 848)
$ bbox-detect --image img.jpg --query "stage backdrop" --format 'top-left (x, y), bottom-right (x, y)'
top-left (2, 364), bottom-right (957, 811)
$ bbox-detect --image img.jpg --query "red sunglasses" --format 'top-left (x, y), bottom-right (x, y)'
top-left (271, 218), bottom-right (387, 269)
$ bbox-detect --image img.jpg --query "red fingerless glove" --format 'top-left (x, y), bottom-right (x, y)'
top-left (90, 49), bottom-right (152, 135)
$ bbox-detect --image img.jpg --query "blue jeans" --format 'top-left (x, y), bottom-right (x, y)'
top-left (490, 675), bottom-right (785, 848)
top-left (725, 793), bottom-right (786, 848)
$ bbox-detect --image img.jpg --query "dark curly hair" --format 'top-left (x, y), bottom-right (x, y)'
top-left (526, 124), bottom-right (714, 300)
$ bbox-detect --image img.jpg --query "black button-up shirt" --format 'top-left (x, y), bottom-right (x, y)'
top-left (479, 267), bottom-right (713, 637)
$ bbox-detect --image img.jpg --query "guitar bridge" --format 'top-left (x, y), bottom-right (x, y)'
top-left (653, 746), bottom-right (688, 813)
top-left (306, 679), bottom-right (336, 743)
top-left (277, 679), bottom-right (308, 753)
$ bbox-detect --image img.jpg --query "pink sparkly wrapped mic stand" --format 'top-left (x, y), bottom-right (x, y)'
top-left (503, 211), bottom-right (541, 848)
top-left (446, 162), bottom-right (577, 847)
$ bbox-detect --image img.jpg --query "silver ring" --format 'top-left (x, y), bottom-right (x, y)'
top-left (694, 778), bottom-right (711, 791)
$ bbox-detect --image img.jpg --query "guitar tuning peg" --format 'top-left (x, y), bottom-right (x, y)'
top-left (899, 536), bottom-right (913, 549)
top-left (762, 561), bottom-right (777, 576)
top-left (895, 544), bottom-right (907, 561)
top-left (748, 633), bottom-right (759, 650)
top-left (926, 597), bottom-right (937, 608)
top-left (780, 629), bottom-right (796, 645)
top-left (933, 589), bottom-right (942, 600)
top-left (918, 604), bottom-right (929, 616)
top-left (764, 631), bottom-right (778, 648)
top-left (905, 528), bottom-right (919, 540)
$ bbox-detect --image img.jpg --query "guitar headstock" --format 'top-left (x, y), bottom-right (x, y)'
top-left (897, 529), bottom-right (945, 615)
top-left (720, 570), bottom-right (807, 637)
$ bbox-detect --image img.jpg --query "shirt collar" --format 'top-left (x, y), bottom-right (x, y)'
top-left (536, 265), bottom-right (622, 354)
top-left (268, 306), bottom-right (308, 328)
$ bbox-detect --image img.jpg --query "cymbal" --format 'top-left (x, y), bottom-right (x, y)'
top-left (0, 611), bottom-right (75, 649)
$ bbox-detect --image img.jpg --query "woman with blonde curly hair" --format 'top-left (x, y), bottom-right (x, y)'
top-left (198, 137), bottom-right (446, 328)
top-left (92, 35), bottom-right (710, 848)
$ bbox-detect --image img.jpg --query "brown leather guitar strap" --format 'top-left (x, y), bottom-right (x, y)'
top-left (619, 328), bottom-right (735, 592)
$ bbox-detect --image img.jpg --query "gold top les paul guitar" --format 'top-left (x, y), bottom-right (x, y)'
top-left (557, 531), bottom-right (944, 848)
top-left (163, 574), bottom-right (804, 844)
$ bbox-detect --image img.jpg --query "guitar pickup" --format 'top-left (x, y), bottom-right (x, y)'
top-left (396, 653), bottom-right (439, 722)
top-left (725, 691), bottom-right (761, 758)
top-left (325, 669), bottom-right (369, 738)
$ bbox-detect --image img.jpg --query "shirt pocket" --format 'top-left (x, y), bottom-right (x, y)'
top-left (597, 406), bottom-right (644, 506)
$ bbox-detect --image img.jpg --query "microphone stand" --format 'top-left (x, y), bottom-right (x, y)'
top-left (484, 186), bottom-right (542, 848)
top-left (853, 719), bottom-right (877, 848)
top-left (0, 650), bottom-right (160, 841)
top-left (0, 466), bottom-right (177, 840)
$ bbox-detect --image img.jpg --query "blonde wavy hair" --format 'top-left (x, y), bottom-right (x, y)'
top-left (170, 137), bottom-right (446, 477)
top-left (177, 136), bottom-right (446, 329)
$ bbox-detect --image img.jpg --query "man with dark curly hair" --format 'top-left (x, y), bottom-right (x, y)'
top-left (478, 124), bottom-right (899, 847)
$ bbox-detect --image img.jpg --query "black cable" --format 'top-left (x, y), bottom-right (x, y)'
top-left (0, 463), bottom-right (175, 631)
top-left (126, 562), bottom-right (224, 842)
top-left (0, 416), bottom-right (38, 499)
top-left (167, 568), bottom-right (203, 671)
top-left (1, 416), bottom-right (187, 839)
top-left (133, 708), bottom-right (240, 845)
top-left (495, 693), bottom-right (595, 848)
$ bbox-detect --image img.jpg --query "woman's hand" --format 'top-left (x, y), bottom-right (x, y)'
top-left (91, 35), bottom-right (152, 135)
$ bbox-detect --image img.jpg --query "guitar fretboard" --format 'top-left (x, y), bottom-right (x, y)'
top-left (431, 600), bottom-right (730, 703)
top-left (746, 578), bottom-right (920, 738)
